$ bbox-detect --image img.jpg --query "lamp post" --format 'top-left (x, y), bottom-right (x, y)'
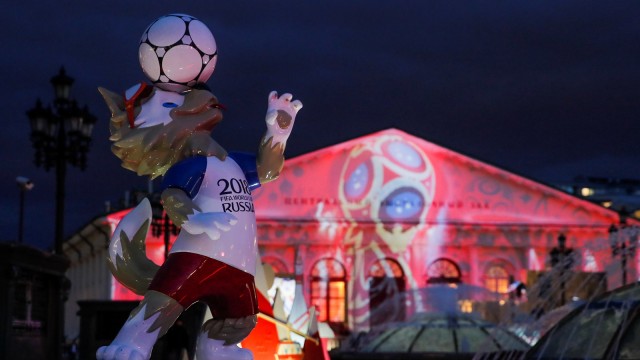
top-left (609, 221), bottom-right (638, 287)
top-left (27, 67), bottom-right (96, 254)
top-left (150, 194), bottom-right (179, 260)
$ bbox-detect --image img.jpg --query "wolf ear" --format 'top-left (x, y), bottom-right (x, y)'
top-left (99, 87), bottom-right (129, 140)
top-left (98, 87), bottom-right (125, 115)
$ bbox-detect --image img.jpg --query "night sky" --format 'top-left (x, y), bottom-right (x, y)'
top-left (2, 1), bottom-right (640, 250)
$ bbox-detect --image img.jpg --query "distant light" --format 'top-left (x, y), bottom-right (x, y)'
top-left (459, 300), bottom-right (473, 313)
top-left (499, 300), bottom-right (506, 306)
top-left (580, 187), bottom-right (594, 197)
top-left (602, 201), bottom-right (613, 208)
top-left (572, 296), bottom-right (581, 301)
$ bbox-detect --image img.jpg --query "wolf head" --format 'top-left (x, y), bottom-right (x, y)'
top-left (99, 85), bottom-right (227, 179)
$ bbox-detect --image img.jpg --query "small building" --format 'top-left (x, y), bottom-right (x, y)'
top-left (61, 217), bottom-right (112, 344)
top-left (0, 242), bottom-right (69, 360)
top-left (63, 128), bottom-right (637, 341)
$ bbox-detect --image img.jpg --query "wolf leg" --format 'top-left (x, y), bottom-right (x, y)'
top-left (108, 198), bottom-right (159, 295)
top-left (195, 315), bottom-right (257, 360)
top-left (97, 290), bottom-right (183, 360)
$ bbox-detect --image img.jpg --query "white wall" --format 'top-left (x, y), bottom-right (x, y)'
top-left (63, 222), bottom-right (112, 341)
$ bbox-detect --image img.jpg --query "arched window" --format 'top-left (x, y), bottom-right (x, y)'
top-left (370, 258), bottom-right (405, 278)
top-left (369, 258), bottom-right (406, 325)
top-left (262, 256), bottom-right (295, 317)
top-left (262, 256), bottom-right (290, 277)
top-left (426, 258), bottom-right (462, 284)
top-left (310, 258), bottom-right (347, 329)
top-left (484, 262), bottom-right (511, 298)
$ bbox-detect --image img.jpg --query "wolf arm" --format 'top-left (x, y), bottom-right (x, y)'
top-left (161, 188), bottom-right (200, 227)
top-left (257, 91), bottom-right (303, 184)
top-left (162, 188), bottom-right (237, 240)
top-left (160, 156), bottom-right (206, 226)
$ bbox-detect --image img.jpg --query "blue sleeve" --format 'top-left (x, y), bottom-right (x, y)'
top-left (228, 152), bottom-right (261, 191)
top-left (161, 156), bottom-right (207, 198)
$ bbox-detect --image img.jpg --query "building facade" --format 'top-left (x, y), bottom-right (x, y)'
top-left (63, 128), bottom-right (637, 339)
top-left (251, 129), bottom-right (636, 333)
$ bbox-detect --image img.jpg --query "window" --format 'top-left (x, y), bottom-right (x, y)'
top-left (262, 257), bottom-right (295, 317)
top-left (262, 256), bottom-right (289, 276)
top-left (12, 275), bottom-right (46, 331)
top-left (426, 258), bottom-right (462, 284)
top-left (370, 258), bottom-right (404, 278)
top-left (310, 259), bottom-right (346, 326)
top-left (369, 258), bottom-right (406, 325)
top-left (483, 261), bottom-right (514, 300)
top-left (484, 264), bottom-right (510, 295)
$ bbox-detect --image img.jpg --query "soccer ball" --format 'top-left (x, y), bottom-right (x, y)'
top-left (139, 14), bottom-right (217, 92)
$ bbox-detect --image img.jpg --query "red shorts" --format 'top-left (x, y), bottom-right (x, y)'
top-left (148, 252), bottom-right (258, 319)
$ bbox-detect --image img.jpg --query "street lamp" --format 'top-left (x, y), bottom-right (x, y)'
top-left (609, 220), bottom-right (638, 287)
top-left (16, 176), bottom-right (34, 243)
top-left (150, 194), bottom-right (179, 260)
top-left (27, 67), bottom-right (96, 254)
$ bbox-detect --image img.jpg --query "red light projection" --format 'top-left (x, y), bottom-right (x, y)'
top-left (106, 129), bottom-right (634, 334)
top-left (252, 128), bottom-right (630, 331)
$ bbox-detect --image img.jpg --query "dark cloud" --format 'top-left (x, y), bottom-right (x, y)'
top-left (2, 1), bottom-right (639, 249)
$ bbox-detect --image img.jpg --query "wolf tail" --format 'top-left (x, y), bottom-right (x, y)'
top-left (107, 198), bottom-right (160, 295)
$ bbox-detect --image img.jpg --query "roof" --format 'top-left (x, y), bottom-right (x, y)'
top-left (333, 311), bottom-right (529, 360)
top-left (527, 282), bottom-right (640, 359)
top-left (253, 128), bottom-right (622, 227)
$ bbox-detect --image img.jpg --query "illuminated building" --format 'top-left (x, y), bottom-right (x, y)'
top-left (63, 128), bottom-right (637, 342)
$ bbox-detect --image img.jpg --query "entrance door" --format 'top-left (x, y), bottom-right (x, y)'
top-left (369, 258), bottom-right (405, 326)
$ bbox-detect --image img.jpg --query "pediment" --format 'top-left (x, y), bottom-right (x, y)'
top-left (253, 129), bottom-right (618, 226)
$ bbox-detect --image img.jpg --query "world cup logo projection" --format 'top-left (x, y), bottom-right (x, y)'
top-left (338, 134), bottom-right (435, 328)
top-left (339, 134), bottom-right (435, 252)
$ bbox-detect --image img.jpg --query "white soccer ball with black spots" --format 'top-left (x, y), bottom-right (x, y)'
top-left (139, 13), bottom-right (217, 92)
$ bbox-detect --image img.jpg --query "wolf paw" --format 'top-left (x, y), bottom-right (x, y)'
top-left (182, 211), bottom-right (238, 240)
top-left (96, 344), bottom-right (146, 360)
top-left (196, 338), bottom-right (253, 360)
top-left (264, 91), bottom-right (302, 146)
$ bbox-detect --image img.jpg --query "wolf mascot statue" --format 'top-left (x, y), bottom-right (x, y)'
top-left (96, 81), bottom-right (301, 360)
